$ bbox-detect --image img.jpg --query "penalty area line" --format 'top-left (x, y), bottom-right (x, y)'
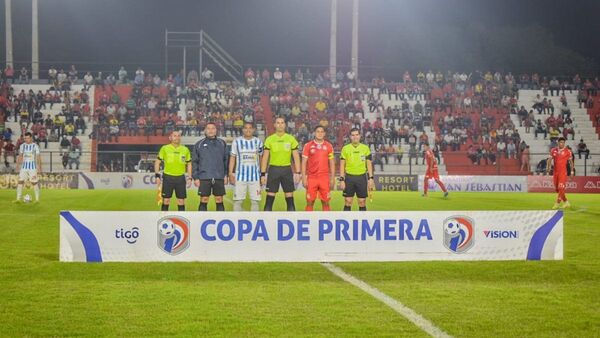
top-left (321, 262), bottom-right (453, 338)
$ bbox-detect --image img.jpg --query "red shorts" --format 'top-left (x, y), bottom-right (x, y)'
top-left (306, 176), bottom-right (331, 202)
top-left (553, 173), bottom-right (567, 191)
top-left (425, 169), bottom-right (440, 180)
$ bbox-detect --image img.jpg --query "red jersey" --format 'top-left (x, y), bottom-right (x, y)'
top-left (550, 147), bottom-right (572, 175)
top-left (302, 140), bottom-right (333, 176)
top-left (425, 149), bottom-right (438, 170)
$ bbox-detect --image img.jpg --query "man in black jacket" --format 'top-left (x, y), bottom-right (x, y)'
top-left (192, 122), bottom-right (229, 211)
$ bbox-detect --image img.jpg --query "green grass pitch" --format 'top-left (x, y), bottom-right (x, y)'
top-left (1, 189), bottom-right (599, 337)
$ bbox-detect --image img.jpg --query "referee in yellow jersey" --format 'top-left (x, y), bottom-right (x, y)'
top-left (155, 130), bottom-right (192, 211)
top-left (260, 116), bottom-right (301, 211)
top-left (339, 128), bottom-right (374, 211)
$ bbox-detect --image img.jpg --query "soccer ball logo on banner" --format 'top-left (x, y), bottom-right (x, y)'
top-left (157, 216), bottom-right (190, 255)
top-left (121, 175), bottom-right (134, 189)
top-left (443, 216), bottom-right (474, 253)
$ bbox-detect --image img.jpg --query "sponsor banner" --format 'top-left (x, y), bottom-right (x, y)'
top-left (0, 173), bottom-right (78, 189)
top-left (418, 175), bottom-right (527, 193)
top-left (77, 172), bottom-right (193, 190)
top-left (77, 172), bottom-right (306, 191)
top-left (527, 176), bottom-right (600, 193)
top-left (60, 210), bottom-right (562, 262)
top-left (374, 175), bottom-right (418, 191)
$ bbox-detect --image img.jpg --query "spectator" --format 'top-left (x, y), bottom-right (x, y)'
top-left (36, 126), bottom-right (48, 149)
top-left (48, 66), bottom-right (57, 85)
top-left (534, 120), bottom-right (547, 139)
top-left (507, 140), bottom-right (517, 159)
top-left (83, 72), bottom-right (94, 90)
top-left (118, 66), bottom-right (128, 83)
top-left (408, 145), bottom-right (418, 165)
top-left (19, 67), bottom-right (29, 84)
top-left (201, 67), bottom-right (213, 82)
top-left (60, 136), bottom-right (71, 153)
top-left (577, 139), bottom-right (590, 160)
top-left (497, 139), bottom-right (506, 158)
top-left (395, 145), bottom-right (403, 164)
top-left (520, 146), bottom-right (530, 172)
top-left (3, 139), bottom-right (15, 168)
top-left (548, 127), bottom-right (560, 143)
top-left (273, 68), bottom-right (283, 82)
top-left (75, 117), bottom-right (86, 135)
top-left (68, 65), bottom-right (78, 83)
top-left (4, 65), bottom-right (14, 83)
top-left (467, 145), bottom-right (478, 164)
top-left (562, 121), bottom-right (575, 140)
top-left (67, 146), bottom-right (81, 170)
top-left (535, 158), bottom-right (548, 175)
top-left (57, 69), bottom-right (67, 87)
top-left (71, 135), bottom-right (81, 150)
top-left (64, 122), bottom-right (75, 136)
top-left (134, 67), bottom-right (145, 85)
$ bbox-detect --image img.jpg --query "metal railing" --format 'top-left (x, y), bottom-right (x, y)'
top-left (2, 150), bottom-right (598, 176)
top-left (3, 60), bottom-right (599, 84)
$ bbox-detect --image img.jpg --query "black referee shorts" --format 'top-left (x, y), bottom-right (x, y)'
top-left (266, 165), bottom-right (295, 193)
top-left (198, 179), bottom-right (226, 197)
top-left (162, 174), bottom-right (187, 199)
top-left (343, 173), bottom-right (368, 199)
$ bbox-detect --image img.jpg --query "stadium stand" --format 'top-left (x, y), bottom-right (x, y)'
top-left (1, 68), bottom-right (599, 175)
top-left (0, 81), bottom-right (94, 173)
top-left (515, 89), bottom-right (600, 175)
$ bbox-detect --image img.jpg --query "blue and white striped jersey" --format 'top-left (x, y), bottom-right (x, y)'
top-left (19, 142), bottom-right (40, 170)
top-left (230, 136), bottom-right (263, 182)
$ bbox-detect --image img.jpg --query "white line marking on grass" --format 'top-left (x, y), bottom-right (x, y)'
top-left (321, 262), bottom-right (453, 338)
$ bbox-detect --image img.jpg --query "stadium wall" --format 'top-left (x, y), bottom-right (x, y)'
top-left (2, 173), bottom-right (599, 193)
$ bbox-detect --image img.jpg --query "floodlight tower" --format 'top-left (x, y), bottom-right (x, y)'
top-left (32, 0), bottom-right (39, 80)
top-left (351, 0), bottom-right (359, 79)
top-left (5, 0), bottom-right (13, 68)
top-left (329, 0), bottom-right (337, 82)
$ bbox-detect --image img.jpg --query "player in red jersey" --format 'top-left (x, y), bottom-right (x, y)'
top-left (547, 137), bottom-right (574, 209)
top-left (422, 143), bottom-right (448, 198)
top-left (302, 125), bottom-right (335, 211)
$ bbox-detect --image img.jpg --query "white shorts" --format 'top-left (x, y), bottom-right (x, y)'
top-left (234, 181), bottom-right (262, 201)
top-left (19, 169), bottom-right (39, 183)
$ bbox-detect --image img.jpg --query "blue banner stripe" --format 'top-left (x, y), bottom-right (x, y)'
top-left (526, 211), bottom-right (563, 260)
top-left (61, 211), bottom-right (103, 262)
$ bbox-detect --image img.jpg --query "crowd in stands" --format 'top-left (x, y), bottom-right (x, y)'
top-left (0, 74), bottom-right (88, 172)
top-left (2, 64), bottom-right (600, 173)
top-left (90, 67), bottom-right (265, 144)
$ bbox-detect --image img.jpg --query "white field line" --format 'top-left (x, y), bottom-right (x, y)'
top-left (321, 262), bottom-right (453, 338)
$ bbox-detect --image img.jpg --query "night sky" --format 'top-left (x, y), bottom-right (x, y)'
top-left (1, 0), bottom-right (599, 75)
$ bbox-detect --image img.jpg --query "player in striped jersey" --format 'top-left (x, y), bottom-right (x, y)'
top-left (228, 122), bottom-right (264, 211)
top-left (15, 132), bottom-right (42, 203)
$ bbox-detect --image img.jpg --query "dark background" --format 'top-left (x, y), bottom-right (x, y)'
top-left (2, 0), bottom-right (599, 78)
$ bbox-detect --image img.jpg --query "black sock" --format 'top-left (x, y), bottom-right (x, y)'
top-left (285, 197), bottom-right (295, 211)
top-left (359, 206), bottom-right (367, 211)
top-left (343, 205), bottom-right (351, 211)
top-left (264, 195), bottom-right (275, 211)
top-left (198, 202), bottom-right (208, 211)
top-left (161, 204), bottom-right (169, 211)
top-left (216, 202), bottom-right (225, 211)
top-left (177, 205), bottom-right (185, 211)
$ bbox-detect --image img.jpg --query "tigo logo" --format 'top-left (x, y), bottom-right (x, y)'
top-left (115, 227), bottom-right (140, 244)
